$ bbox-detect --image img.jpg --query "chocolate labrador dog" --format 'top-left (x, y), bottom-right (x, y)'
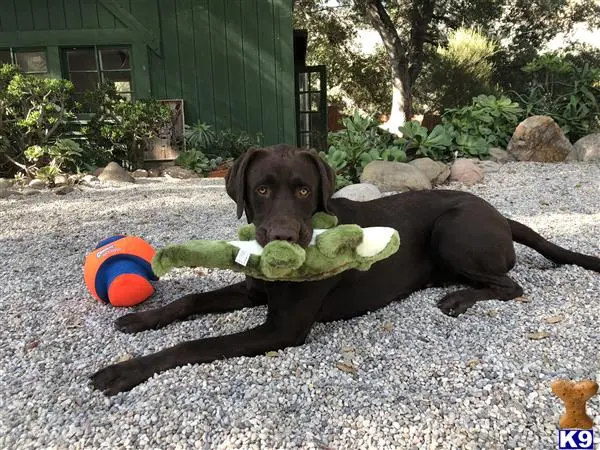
top-left (91, 144), bottom-right (600, 395)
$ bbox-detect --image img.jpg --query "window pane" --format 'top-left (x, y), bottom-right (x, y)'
top-left (300, 113), bottom-right (310, 132)
top-left (15, 51), bottom-right (47, 73)
top-left (103, 70), bottom-right (131, 93)
top-left (299, 93), bottom-right (310, 112)
top-left (310, 73), bottom-right (321, 91)
top-left (70, 71), bottom-right (99, 92)
top-left (298, 73), bottom-right (309, 92)
top-left (311, 93), bottom-right (321, 111)
top-left (66, 48), bottom-right (97, 71)
top-left (100, 48), bottom-right (130, 70)
top-left (0, 50), bottom-right (11, 65)
top-left (300, 133), bottom-right (311, 148)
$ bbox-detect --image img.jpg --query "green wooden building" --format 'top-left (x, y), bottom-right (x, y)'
top-left (0, 0), bottom-right (327, 151)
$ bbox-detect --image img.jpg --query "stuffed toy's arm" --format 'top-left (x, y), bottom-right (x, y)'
top-left (152, 240), bottom-right (253, 277)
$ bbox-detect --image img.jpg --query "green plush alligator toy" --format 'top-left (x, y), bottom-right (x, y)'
top-left (151, 213), bottom-right (400, 282)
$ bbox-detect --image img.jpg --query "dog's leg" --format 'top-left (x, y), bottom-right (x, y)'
top-left (115, 282), bottom-right (264, 334)
top-left (91, 280), bottom-right (333, 395)
top-left (436, 276), bottom-right (523, 317)
top-left (431, 207), bottom-right (523, 317)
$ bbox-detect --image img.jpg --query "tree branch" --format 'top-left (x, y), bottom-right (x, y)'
top-left (364, 0), bottom-right (407, 66)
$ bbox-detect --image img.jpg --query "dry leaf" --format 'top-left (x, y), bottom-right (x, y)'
top-left (528, 331), bottom-right (550, 340)
top-left (544, 315), bottom-right (564, 324)
top-left (515, 296), bottom-right (530, 303)
top-left (266, 351), bottom-right (279, 358)
top-left (467, 358), bottom-right (480, 368)
top-left (382, 323), bottom-right (394, 332)
top-left (336, 362), bottom-right (357, 374)
top-left (23, 340), bottom-right (40, 352)
top-left (342, 346), bottom-right (354, 353)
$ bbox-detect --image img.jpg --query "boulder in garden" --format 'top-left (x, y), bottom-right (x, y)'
top-left (360, 161), bottom-right (432, 192)
top-left (98, 162), bottom-right (136, 183)
top-left (408, 157), bottom-right (450, 185)
top-left (450, 159), bottom-right (484, 185)
top-left (507, 115), bottom-right (572, 162)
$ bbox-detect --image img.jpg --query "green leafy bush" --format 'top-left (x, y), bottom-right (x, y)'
top-left (202, 128), bottom-right (263, 160)
top-left (23, 138), bottom-right (83, 181)
top-left (175, 150), bottom-right (226, 176)
top-left (0, 64), bottom-right (75, 177)
top-left (510, 53), bottom-right (600, 141)
top-left (396, 121), bottom-right (454, 161)
top-left (392, 94), bottom-right (522, 162)
top-left (419, 27), bottom-right (499, 113)
top-left (81, 82), bottom-right (173, 169)
top-left (184, 122), bottom-right (215, 150)
top-left (320, 111), bottom-right (406, 188)
top-left (442, 94), bottom-right (524, 149)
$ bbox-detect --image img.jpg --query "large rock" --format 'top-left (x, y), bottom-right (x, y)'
top-left (28, 179), bottom-right (46, 190)
top-left (0, 188), bottom-right (12, 199)
top-left (408, 157), bottom-right (450, 185)
top-left (98, 162), bottom-right (135, 183)
top-left (53, 174), bottom-right (69, 186)
top-left (360, 161), bottom-right (432, 192)
top-left (82, 174), bottom-right (99, 184)
top-left (332, 183), bottom-right (381, 202)
top-left (488, 147), bottom-right (515, 164)
top-left (163, 166), bottom-right (200, 179)
top-left (507, 115), bottom-right (573, 162)
top-left (567, 133), bottom-right (600, 162)
top-left (450, 159), bottom-right (484, 185)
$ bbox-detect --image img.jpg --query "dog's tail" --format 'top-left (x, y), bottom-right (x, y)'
top-left (508, 219), bottom-right (600, 272)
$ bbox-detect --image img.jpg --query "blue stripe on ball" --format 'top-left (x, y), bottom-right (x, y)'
top-left (94, 255), bottom-right (158, 303)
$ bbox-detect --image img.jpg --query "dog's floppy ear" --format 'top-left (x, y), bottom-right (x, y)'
top-left (225, 147), bottom-right (262, 221)
top-left (301, 148), bottom-right (336, 214)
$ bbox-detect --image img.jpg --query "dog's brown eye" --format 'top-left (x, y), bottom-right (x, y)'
top-left (256, 186), bottom-right (269, 196)
top-left (297, 187), bottom-right (310, 198)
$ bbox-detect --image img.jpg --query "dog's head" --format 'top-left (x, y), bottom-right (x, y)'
top-left (225, 144), bottom-right (336, 248)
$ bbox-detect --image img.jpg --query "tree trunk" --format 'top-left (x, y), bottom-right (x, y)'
top-left (388, 62), bottom-right (410, 133)
top-left (363, 0), bottom-right (436, 133)
top-left (364, 0), bottom-right (411, 132)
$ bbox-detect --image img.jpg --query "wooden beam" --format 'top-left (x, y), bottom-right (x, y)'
top-left (0, 29), bottom-right (135, 47)
top-left (98, 0), bottom-right (161, 54)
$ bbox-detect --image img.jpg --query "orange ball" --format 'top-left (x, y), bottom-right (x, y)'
top-left (83, 235), bottom-right (158, 306)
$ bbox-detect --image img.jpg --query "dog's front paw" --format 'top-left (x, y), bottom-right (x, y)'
top-left (90, 359), bottom-right (150, 396)
top-left (115, 310), bottom-right (164, 334)
top-left (437, 293), bottom-right (475, 317)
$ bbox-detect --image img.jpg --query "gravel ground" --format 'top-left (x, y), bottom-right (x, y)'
top-left (0, 162), bottom-right (599, 450)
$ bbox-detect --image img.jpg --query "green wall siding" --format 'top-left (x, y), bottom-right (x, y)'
top-left (0, 0), bottom-right (126, 31)
top-left (0, 0), bottom-right (296, 146)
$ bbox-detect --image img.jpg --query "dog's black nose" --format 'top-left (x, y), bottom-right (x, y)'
top-left (269, 230), bottom-right (299, 243)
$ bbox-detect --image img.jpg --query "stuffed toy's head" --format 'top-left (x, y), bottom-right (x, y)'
top-left (152, 213), bottom-right (400, 282)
